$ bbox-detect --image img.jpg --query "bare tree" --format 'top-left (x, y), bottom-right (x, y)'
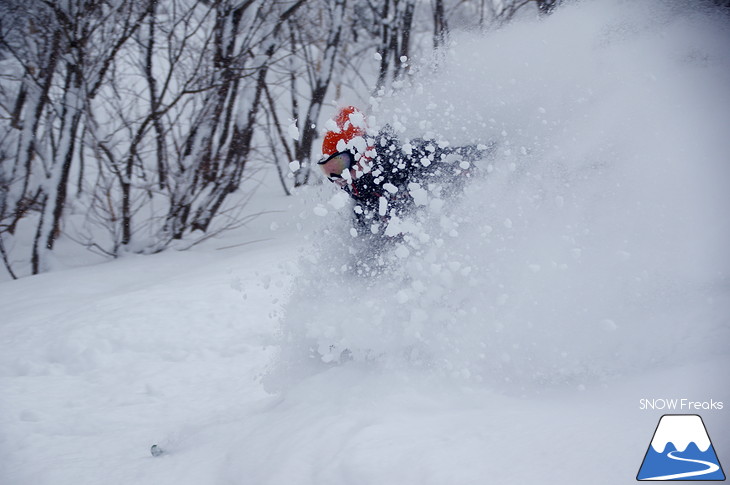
top-left (0, 0), bottom-right (559, 278)
top-left (432, 0), bottom-right (449, 50)
top-left (170, 0), bottom-right (308, 237)
top-left (262, 0), bottom-right (349, 189)
top-left (1, 0), bottom-right (151, 273)
top-left (536, 0), bottom-right (560, 17)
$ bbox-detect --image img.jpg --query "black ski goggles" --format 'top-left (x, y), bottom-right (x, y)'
top-left (318, 150), bottom-right (355, 181)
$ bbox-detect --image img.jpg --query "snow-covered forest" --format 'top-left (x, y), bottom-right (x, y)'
top-left (0, 0), bottom-right (561, 278)
top-left (2, 1), bottom-right (730, 484)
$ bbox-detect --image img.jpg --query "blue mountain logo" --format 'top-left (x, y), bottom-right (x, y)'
top-left (637, 414), bottom-right (726, 481)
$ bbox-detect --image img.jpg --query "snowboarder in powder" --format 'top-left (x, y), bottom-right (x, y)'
top-left (317, 106), bottom-right (491, 239)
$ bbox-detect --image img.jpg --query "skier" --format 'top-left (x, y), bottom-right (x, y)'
top-left (317, 106), bottom-right (491, 240)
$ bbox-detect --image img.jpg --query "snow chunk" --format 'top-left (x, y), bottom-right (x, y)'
top-left (348, 135), bottom-right (368, 154)
top-left (408, 183), bottom-right (428, 206)
top-left (328, 191), bottom-right (350, 210)
top-left (324, 118), bottom-right (339, 132)
top-left (384, 216), bottom-right (404, 237)
top-left (383, 183), bottom-right (399, 194)
top-left (313, 205), bottom-right (328, 217)
top-left (430, 198), bottom-right (444, 213)
top-left (394, 245), bottom-right (410, 259)
top-left (288, 160), bottom-right (300, 172)
top-left (348, 111), bottom-right (367, 129)
top-left (378, 197), bottom-right (388, 216)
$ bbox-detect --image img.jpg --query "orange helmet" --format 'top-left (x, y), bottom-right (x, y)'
top-left (321, 106), bottom-right (367, 156)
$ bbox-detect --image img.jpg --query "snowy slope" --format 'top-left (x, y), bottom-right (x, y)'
top-left (0, 237), bottom-right (727, 485)
top-left (2, 2), bottom-right (730, 484)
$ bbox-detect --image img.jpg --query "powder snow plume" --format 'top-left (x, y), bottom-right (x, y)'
top-left (270, 1), bottom-right (730, 389)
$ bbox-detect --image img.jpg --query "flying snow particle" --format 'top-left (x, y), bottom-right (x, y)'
top-left (408, 183), bottom-right (428, 206)
top-left (348, 111), bottom-right (367, 129)
top-left (395, 245), bottom-right (410, 259)
top-left (348, 135), bottom-right (368, 154)
top-left (430, 198), bottom-right (444, 213)
top-left (289, 160), bottom-right (300, 172)
top-left (378, 197), bottom-right (388, 216)
top-left (383, 183), bottom-right (398, 194)
top-left (328, 191), bottom-right (350, 210)
top-left (324, 118), bottom-right (339, 132)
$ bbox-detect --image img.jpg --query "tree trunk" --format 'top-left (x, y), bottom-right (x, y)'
top-left (432, 0), bottom-right (448, 50)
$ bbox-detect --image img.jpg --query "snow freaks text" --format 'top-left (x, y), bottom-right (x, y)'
top-left (639, 399), bottom-right (724, 411)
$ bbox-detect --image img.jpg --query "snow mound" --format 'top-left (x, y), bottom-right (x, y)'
top-left (271, 1), bottom-right (730, 388)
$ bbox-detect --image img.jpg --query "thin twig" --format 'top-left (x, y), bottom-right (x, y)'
top-left (215, 237), bottom-right (275, 251)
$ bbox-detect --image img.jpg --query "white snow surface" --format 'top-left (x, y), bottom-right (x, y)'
top-left (2, 2), bottom-right (730, 484)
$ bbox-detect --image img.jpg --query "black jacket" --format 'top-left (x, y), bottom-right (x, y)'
top-left (342, 126), bottom-right (488, 235)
